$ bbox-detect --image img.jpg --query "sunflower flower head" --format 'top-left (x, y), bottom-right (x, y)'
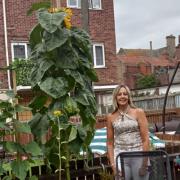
top-left (63, 8), bottom-right (72, 29)
top-left (53, 110), bottom-right (63, 117)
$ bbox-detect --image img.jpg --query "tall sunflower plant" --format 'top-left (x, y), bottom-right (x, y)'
top-left (28, 2), bottom-right (98, 180)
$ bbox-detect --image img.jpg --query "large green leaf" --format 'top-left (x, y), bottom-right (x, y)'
top-left (71, 27), bottom-right (92, 60)
top-left (64, 70), bottom-right (85, 87)
top-left (29, 95), bottom-right (48, 113)
top-left (5, 142), bottom-right (25, 154)
top-left (30, 65), bottom-right (40, 88)
top-left (15, 121), bottom-right (31, 134)
top-left (86, 94), bottom-right (98, 115)
top-left (69, 134), bottom-right (83, 154)
top-left (75, 93), bottom-right (89, 106)
top-left (29, 113), bottom-right (49, 138)
top-left (77, 126), bottom-right (87, 141)
top-left (37, 58), bottom-right (54, 81)
top-left (86, 68), bottom-right (98, 82)
top-left (64, 96), bottom-right (79, 115)
top-left (11, 160), bottom-right (29, 180)
top-left (0, 163), bottom-right (5, 175)
top-left (24, 141), bottom-right (42, 156)
top-left (55, 47), bottom-right (78, 69)
top-left (44, 29), bottom-right (68, 51)
top-left (39, 77), bottom-right (70, 99)
top-left (77, 125), bottom-right (94, 147)
top-left (30, 58), bottom-right (54, 87)
top-left (27, 1), bottom-right (51, 15)
top-left (30, 24), bottom-right (43, 48)
top-left (68, 126), bottom-right (77, 142)
top-left (38, 10), bottom-right (65, 33)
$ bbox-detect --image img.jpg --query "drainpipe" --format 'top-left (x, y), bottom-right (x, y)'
top-left (2, 0), bottom-right (11, 89)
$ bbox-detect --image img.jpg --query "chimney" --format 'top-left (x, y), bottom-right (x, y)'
top-left (166, 35), bottom-right (176, 60)
top-left (150, 41), bottom-right (152, 50)
top-left (149, 41), bottom-right (153, 57)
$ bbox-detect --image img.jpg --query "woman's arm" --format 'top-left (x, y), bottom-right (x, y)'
top-left (137, 108), bottom-right (150, 176)
top-left (106, 114), bottom-right (115, 173)
top-left (137, 108), bottom-right (150, 152)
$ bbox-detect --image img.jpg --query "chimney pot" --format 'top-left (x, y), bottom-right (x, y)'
top-left (166, 35), bottom-right (176, 60)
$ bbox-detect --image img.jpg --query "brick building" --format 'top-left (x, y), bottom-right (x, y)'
top-left (1, 1), bottom-right (180, 116)
top-left (0, 0), bottom-right (119, 87)
top-left (117, 35), bottom-right (180, 89)
top-left (0, 0), bottom-right (120, 115)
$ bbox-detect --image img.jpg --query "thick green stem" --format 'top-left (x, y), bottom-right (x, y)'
top-left (58, 118), bottom-right (61, 180)
top-left (64, 144), bottom-right (70, 180)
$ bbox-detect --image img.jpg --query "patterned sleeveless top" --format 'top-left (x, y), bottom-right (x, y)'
top-left (112, 112), bottom-right (143, 160)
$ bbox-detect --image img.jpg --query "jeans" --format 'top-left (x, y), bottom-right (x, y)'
top-left (116, 157), bottom-right (150, 180)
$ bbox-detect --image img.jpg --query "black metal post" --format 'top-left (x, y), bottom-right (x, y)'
top-left (162, 61), bottom-right (180, 134)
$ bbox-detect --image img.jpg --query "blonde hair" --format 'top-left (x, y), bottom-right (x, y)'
top-left (112, 84), bottom-right (136, 113)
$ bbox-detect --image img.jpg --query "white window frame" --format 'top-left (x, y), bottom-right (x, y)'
top-left (67, 0), bottom-right (81, 8)
top-left (89, 0), bottom-right (102, 10)
top-left (93, 43), bottom-right (105, 68)
top-left (11, 42), bottom-right (28, 61)
top-left (67, 0), bottom-right (102, 9)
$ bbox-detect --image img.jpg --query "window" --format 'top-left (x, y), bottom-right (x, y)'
top-left (93, 43), bottom-right (105, 68)
top-left (89, 0), bottom-right (101, 9)
top-left (11, 43), bottom-right (30, 60)
top-left (96, 93), bottom-right (113, 115)
top-left (67, 0), bottom-right (81, 8)
top-left (67, 0), bottom-right (101, 9)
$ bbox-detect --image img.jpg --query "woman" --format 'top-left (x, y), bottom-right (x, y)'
top-left (107, 84), bottom-right (150, 180)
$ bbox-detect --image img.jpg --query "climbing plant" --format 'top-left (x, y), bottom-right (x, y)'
top-left (28, 2), bottom-right (98, 180)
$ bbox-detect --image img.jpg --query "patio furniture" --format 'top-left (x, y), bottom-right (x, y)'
top-left (116, 150), bottom-right (172, 180)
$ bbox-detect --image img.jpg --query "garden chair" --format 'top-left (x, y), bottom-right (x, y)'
top-left (116, 150), bottom-right (172, 180)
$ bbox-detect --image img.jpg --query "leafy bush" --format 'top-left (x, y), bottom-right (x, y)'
top-left (136, 74), bottom-right (159, 89)
top-left (13, 59), bottom-right (33, 86)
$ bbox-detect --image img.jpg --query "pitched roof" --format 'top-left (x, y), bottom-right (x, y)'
top-left (117, 47), bottom-right (176, 67)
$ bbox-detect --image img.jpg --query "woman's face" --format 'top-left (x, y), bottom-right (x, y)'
top-left (116, 87), bottom-right (129, 107)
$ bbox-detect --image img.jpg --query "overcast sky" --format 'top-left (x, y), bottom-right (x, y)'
top-left (114, 0), bottom-right (180, 51)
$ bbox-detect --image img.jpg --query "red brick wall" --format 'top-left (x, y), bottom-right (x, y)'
top-left (61, 0), bottom-right (118, 85)
top-left (124, 64), bottom-right (152, 88)
top-left (0, 0), bottom-right (118, 89)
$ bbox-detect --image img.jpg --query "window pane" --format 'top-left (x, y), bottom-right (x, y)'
top-left (95, 46), bottom-right (103, 66)
top-left (27, 44), bottom-right (31, 57)
top-left (13, 45), bottom-right (25, 59)
top-left (78, 0), bottom-right (81, 7)
top-left (89, 0), bottom-right (92, 8)
top-left (92, 0), bottom-right (101, 9)
top-left (68, 0), bottom-right (77, 6)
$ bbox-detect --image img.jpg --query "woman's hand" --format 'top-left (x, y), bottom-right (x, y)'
top-left (111, 164), bottom-right (116, 175)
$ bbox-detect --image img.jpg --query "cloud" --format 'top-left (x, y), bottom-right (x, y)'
top-left (114, 0), bottom-right (180, 51)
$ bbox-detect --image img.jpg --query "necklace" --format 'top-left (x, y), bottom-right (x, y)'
top-left (117, 105), bottom-right (130, 121)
